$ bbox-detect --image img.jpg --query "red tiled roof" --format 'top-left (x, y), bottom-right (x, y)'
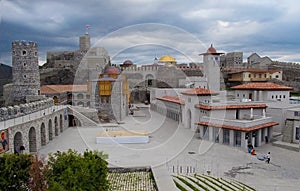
top-left (181, 88), bottom-right (218, 96)
top-left (231, 82), bottom-right (293, 90)
top-left (195, 121), bottom-right (278, 132)
top-left (156, 96), bottom-right (184, 105)
top-left (195, 103), bottom-right (267, 110)
top-left (41, 85), bottom-right (87, 94)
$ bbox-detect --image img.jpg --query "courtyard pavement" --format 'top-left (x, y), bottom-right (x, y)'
top-left (38, 105), bottom-right (300, 191)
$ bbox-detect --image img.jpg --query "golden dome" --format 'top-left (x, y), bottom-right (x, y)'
top-left (158, 55), bottom-right (176, 63)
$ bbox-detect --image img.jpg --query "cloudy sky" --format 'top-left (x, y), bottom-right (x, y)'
top-left (1, 0), bottom-right (300, 66)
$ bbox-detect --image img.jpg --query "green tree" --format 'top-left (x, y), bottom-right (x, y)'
top-left (46, 149), bottom-right (109, 191)
top-left (0, 153), bottom-right (32, 191)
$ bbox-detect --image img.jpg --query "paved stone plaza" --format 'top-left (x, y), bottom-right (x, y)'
top-left (38, 106), bottom-right (300, 191)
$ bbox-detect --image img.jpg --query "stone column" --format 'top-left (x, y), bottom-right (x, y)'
top-left (229, 130), bottom-right (235, 146)
top-left (263, 109), bottom-right (266, 118)
top-left (209, 126), bottom-right (214, 142)
top-left (257, 129), bottom-right (262, 147)
top-left (252, 136), bottom-right (256, 147)
top-left (258, 90), bottom-right (263, 101)
top-left (199, 126), bottom-right (204, 139)
top-left (253, 90), bottom-right (257, 101)
top-left (268, 126), bottom-right (273, 140)
top-left (219, 128), bottom-right (223, 144)
top-left (241, 132), bottom-right (247, 149)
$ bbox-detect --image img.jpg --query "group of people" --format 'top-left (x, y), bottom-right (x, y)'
top-left (247, 143), bottom-right (271, 164)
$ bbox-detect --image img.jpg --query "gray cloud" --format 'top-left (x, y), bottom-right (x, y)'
top-left (0, 0), bottom-right (300, 65)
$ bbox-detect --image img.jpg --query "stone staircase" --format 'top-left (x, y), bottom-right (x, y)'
top-left (173, 174), bottom-right (256, 191)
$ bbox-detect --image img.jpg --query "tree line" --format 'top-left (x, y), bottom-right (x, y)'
top-left (0, 149), bottom-right (109, 191)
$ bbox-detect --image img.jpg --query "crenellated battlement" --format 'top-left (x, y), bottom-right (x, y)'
top-left (122, 65), bottom-right (161, 72)
top-left (12, 40), bottom-right (38, 48)
top-left (0, 98), bottom-right (54, 122)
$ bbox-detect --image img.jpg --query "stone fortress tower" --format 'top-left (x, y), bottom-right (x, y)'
top-left (11, 41), bottom-right (41, 103)
top-left (79, 32), bottom-right (91, 51)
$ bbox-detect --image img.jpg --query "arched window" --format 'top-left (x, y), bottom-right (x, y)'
top-left (22, 50), bottom-right (27, 56)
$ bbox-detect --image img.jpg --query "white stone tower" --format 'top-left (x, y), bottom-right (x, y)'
top-left (12, 41), bottom-right (40, 103)
top-left (200, 44), bottom-right (224, 92)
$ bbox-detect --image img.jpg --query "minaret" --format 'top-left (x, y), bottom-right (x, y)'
top-left (200, 44), bottom-right (224, 92)
top-left (12, 41), bottom-right (40, 103)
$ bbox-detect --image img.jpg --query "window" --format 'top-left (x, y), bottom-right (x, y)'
top-left (276, 75), bottom-right (279, 78)
top-left (23, 74), bottom-right (27, 79)
top-left (243, 94), bottom-right (245, 98)
top-left (272, 95), bottom-right (274, 99)
top-left (215, 57), bottom-right (218, 61)
top-left (22, 50), bottom-right (27, 56)
top-left (296, 127), bottom-right (300, 140)
top-left (237, 93), bottom-right (239, 97)
top-left (23, 63), bottom-right (26, 67)
top-left (34, 51), bottom-right (38, 57)
top-left (283, 95), bottom-right (286, 99)
top-left (248, 74), bottom-right (251, 78)
top-left (294, 111), bottom-right (300, 116)
top-left (234, 131), bottom-right (241, 146)
top-left (223, 129), bottom-right (230, 144)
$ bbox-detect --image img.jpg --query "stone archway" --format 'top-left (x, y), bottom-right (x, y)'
top-left (13, 132), bottom-right (23, 153)
top-left (60, 114), bottom-right (63, 133)
top-left (145, 74), bottom-right (155, 87)
top-left (41, 123), bottom-right (46, 146)
top-left (187, 109), bottom-right (192, 129)
top-left (29, 127), bottom-right (37, 152)
top-left (54, 116), bottom-right (58, 136)
top-left (48, 119), bottom-right (53, 141)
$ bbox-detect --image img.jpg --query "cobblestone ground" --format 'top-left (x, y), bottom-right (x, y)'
top-left (108, 171), bottom-right (157, 191)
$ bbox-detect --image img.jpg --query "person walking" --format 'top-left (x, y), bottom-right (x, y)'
top-left (266, 152), bottom-right (271, 164)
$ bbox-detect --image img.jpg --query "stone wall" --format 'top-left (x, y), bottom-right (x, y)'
top-left (0, 98), bottom-right (54, 121)
top-left (282, 119), bottom-right (294, 143)
top-left (7, 106), bottom-right (68, 154)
